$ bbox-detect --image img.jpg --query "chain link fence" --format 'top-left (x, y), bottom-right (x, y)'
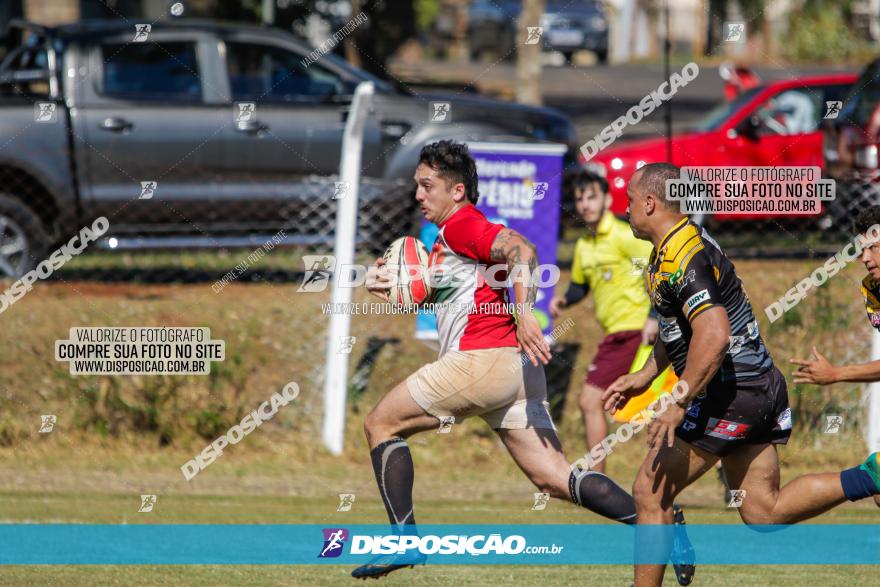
top-left (694, 171), bottom-right (880, 258)
top-left (826, 169), bottom-right (880, 234)
top-left (4, 158), bottom-right (877, 283)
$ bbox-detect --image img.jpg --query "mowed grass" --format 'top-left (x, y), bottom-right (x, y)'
top-left (8, 562), bottom-right (880, 587)
top-left (0, 492), bottom-right (877, 586)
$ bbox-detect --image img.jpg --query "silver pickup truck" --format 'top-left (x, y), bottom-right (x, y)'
top-left (0, 19), bottom-right (577, 278)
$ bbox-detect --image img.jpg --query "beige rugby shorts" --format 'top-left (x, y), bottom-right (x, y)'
top-left (406, 346), bottom-right (555, 430)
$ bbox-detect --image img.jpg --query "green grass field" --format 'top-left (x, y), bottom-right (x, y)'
top-left (0, 254), bottom-right (879, 585)
top-left (0, 489), bottom-right (876, 586)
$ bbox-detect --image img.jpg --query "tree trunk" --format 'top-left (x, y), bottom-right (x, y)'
top-left (516, 0), bottom-right (546, 106)
top-left (345, 0), bottom-right (363, 68)
top-left (437, 0), bottom-right (469, 63)
top-left (694, 0), bottom-right (707, 57)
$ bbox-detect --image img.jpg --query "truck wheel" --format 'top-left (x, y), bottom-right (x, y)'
top-left (0, 194), bottom-right (49, 279)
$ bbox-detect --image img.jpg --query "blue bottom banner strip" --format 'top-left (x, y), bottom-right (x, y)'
top-left (1, 524), bottom-right (878, 564)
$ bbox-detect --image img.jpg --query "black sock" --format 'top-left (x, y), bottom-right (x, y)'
top-left (370, 438), bottom-right (416, 528)
top-left (569, 469), bottom-right (637, 524)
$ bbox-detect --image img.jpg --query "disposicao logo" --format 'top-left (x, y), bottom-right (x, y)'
top-left (319, 528), bottom-right (349, 558)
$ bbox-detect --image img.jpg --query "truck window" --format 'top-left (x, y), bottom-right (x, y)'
top-left (752, 89), bottom-right (820, 136)
top-left (0, 44), bottom-right (50, 97)
top-left (690, 87), bottom-right (762, 133)
top-left (101, 42), bottom-right (202, 102)
top-left (225, 42), bottom-right (341, 102)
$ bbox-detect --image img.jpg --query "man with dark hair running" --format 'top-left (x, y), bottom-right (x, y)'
top-left (352, 141), bottom-right (694, 584)
top-left (604, 163), bottom-right (879, 586)
top-left (791, 204), bottom-right (880, 386)
top-left (790, 204), bottom-right (880, 509)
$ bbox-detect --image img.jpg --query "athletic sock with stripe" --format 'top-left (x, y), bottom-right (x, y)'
top-left (370, 438), bottom-right (417, 528)
top-left (568, 469), bottom-right (637, 524)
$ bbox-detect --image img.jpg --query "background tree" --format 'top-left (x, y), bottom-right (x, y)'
top-left (516, 0), bottom-right (546, 106)
top-left (704, 0), bottom-right (766, 55)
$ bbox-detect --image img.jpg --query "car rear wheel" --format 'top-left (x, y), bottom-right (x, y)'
top-left (596, 49), bottom-right (608, 64)
top-left (0, 193), bottom-right (49, 279)
top-left (563, 51), bottom-right (575, 65)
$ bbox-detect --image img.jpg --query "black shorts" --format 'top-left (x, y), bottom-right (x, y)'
top-left (675, 365), bottom-right (791, 457)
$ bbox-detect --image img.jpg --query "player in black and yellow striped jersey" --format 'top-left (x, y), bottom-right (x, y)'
top-left (603, 164), bottom-right (880, 587)
top-left (645, 216), bottom-right (773, 385)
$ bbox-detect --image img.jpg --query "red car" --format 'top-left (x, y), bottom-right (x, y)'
top-left (579, 73), bottom-right (858, 218)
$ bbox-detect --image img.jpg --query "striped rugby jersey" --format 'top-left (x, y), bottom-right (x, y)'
top-left (428, 205), bottom-right (518, 356)
top-left (862, 275), bottom-right (880, 330)
top-left (646, 218), bottom-right (772, 383)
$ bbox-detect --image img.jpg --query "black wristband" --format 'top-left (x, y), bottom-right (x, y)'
top-left (564, 282), bottom-right (588, 306)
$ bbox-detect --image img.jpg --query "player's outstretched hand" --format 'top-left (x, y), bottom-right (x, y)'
top-left (365, 257), bottom-right (392, 302)
top-left (549, 296), bottom-right (566, 319)
top-left (517, 312), bottom-right (551, 367)
top-left (602, 373), bottom-right (646, 414)
top-left (790, 346), bottom-right (839, 385)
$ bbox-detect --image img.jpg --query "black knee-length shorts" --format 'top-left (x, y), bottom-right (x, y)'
top-left (675, 365), bottom-right (792, 457)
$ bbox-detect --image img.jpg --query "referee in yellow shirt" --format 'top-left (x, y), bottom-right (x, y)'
top-left (551, 170), bottom-right (658, 472)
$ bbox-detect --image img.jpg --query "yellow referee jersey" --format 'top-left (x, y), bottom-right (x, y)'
top-left (570, 212), bottom-right (653, 334)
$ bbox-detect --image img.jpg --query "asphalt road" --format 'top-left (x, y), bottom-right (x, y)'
top-left (391, 58), bottom-right (858, 143)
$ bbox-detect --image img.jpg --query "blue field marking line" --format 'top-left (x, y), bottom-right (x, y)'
top-left (0, 524), bottom-right (877, 565)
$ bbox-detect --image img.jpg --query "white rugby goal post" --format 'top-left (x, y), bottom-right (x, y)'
top-left (322, 81), bottom-right (374, 456)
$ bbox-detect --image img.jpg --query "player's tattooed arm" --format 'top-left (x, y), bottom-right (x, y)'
top-left (488, 228), bottom-right (515, 262)
top-left (489, 228), bottom-right (549, 366)
top-left (489, 228), bottom-right (539, 305)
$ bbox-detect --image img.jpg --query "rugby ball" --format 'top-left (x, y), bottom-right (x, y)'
top-left (382, 236), bottom-right (432, 306)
